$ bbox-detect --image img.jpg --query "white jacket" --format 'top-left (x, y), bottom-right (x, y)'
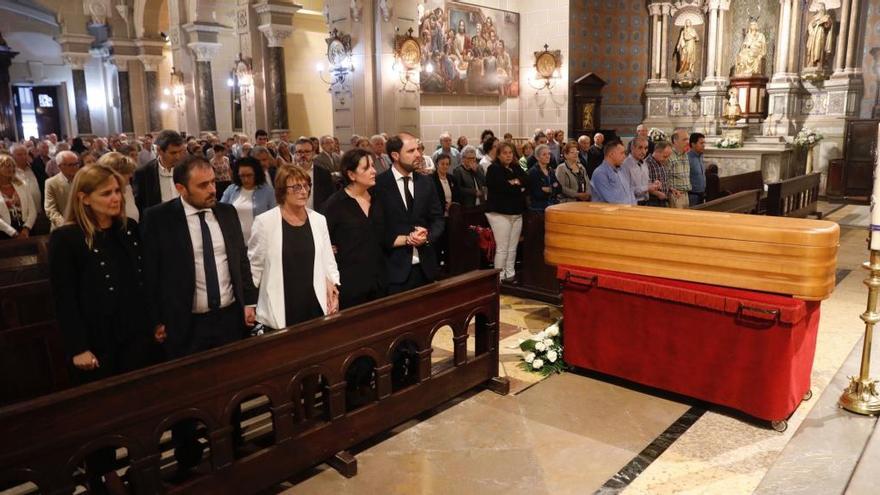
top-left (248, 206), bottom-right (340, 329)
top-left (0, 182), bottom-right (37, 236)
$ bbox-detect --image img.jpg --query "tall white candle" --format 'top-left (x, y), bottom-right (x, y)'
top-left (872, 123), bottom-right (880, 250)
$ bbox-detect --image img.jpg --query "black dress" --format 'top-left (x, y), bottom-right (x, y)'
top-left (282, 218), bottom-right (324, 326)
top-left (322, 189), bottom-right (386, 309)
top-left (48, 219), bottom-right (162, 385)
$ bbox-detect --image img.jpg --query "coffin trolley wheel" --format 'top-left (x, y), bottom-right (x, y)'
top-left (770, 420), bottom-right (788, 432)
top-left (803, 389), bottom-right (813, 401)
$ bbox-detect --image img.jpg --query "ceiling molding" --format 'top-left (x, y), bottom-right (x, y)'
top-left (0, 0), bottom-right (59, 27)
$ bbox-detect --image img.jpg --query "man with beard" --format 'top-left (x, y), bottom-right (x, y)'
top-left (133, 129), bottom-right (187, 214)
top-left (374, 133), bottom-right (445, 294)
top-left (142, 154), bottom-right (257, 475)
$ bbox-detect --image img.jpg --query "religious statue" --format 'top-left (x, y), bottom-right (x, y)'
top-left (674, 20), bottom-right (700, 81)
top-left (723, 88), bottom-right (742, 125)
top-left (805, 3), bottom-right (834, 69)
top-left (734, 21), bottom-right (767, 76)
top-left (582, 103), bottom-right (595, 130)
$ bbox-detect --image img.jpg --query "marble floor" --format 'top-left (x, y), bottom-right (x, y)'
top-left (278, 205), bottom-right (873, 495)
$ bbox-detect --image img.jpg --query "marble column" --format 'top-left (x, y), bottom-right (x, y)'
top-left (696, 0), bottom-right (730, 136)
top-left (704, 4), bottom-right (719, 80)
top-left (844, 0), bottom-right (862, 72)
top-left (255, 0), bottom-right (299, 136)
top-left (112, 59), bottom-right (135, 133)
top-left (188, 43), bottom-right (220, 132)
top-left (659, 3), bottom-right (671, 83)
top-left (773, 0), bottom-right (793, 80)
top-left (786, 0), bottom-right (803, 74)
top-left (139, 56), bottom-right (163, 132)
top-left (833, 0), bottom-right (852, 74)
top-left (715, 5), bottom-right (727, 78)
top-left (648, 3), bottom-right (663, 82)
top-left (64, 54), bottom-right (93, 135)
top-left (0, 41), bottom-right (18, 141)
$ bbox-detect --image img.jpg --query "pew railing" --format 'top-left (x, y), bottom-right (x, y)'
top-left (765, 172), bottom-right (822, 218)
top-left (0, 269), bottom-right (506, 494)
top-left (691, 189), bottom-right (763, 214)
top-left (0, 235), bottom-right (50, 285)
top-left (445, 203), bottom-right (489, 276)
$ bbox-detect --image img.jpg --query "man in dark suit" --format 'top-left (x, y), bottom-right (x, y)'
top-left (452, 145), bottom-right (486, 207)
top-left (133, 129), bottom-right (187, 214)
top-left (142, 154), bottom-right (258, 473)
top-left (587, 132), bottom-right (605, 178)
top-left (374, 133), bottom-right (445, 294)
top-left (293, 137), bottom-right (335, 211)
top-left (314, 135), bottom-right (341, 174)
top-left (577, 135), bottom-right (591, 170)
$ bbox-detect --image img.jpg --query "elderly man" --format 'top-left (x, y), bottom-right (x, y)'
top-left (586, 132), bottom-right (605, 178)
top-left (11, 143), bottom-right (45, 213)
top-left (627, 124), bottom-right (654, 155)
top-left (139, 133), bottom-right (156, 167)
top-left (645, 141), bottom-right (680, 207)
top-left (32, 141), bottom-right (51, 177)
top-left (370, 134), bottom-right (392, 173)
top-left (527, 132), bottom-right (558, 170)
top-left (452, 145), bottom-right (486, 207)
top-left (667, 128), bottom-right (692, 208)
top-left (577, 135), bottom-right (591, 169)
top-left (251, 145), bottom-right (277, 185)
top-left (44, 150), bottom-right (79, 229)
top-left (314, 135), bottom-right (342, 173)
top-left (432, 132), bottom-right (461, 170)
top-left (622, 136), bottom-right (659, 205)
top-left (687, 132), bottom-right (707, 205)
top-left (590, 140), bottom-right (636, 205)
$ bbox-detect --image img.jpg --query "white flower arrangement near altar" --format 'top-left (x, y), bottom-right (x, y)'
top-left (716, 136), bottom-right (742, 149)
top-left (794, 127), bottom-right (824, 148)
top-left (648, 127), bottom-right (668, 143)
top-left (519, 319), bottom-right (566, 376)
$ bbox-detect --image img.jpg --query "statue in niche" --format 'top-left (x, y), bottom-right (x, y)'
top-left (674, 19), bottom-right (700, 86)
top-left (734, 20), bottom-right (767, 76)
top-left (805, 2), bottom-right (834, 68)
top-left (723, 88), bottom-right (742, 125)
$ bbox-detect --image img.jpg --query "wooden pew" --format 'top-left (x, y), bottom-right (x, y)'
top-left (719, 170), bottom-right (763, 194)
top-left (0, 270), bottom-right (506, 494)
top-left (691, 189), bottom-right (763, 214)
top-left (445, 203), bottom-right (489, 277)
top-left (766, 172), bottom-right (822, 218)
top-left (0, 235), bottom-right (50, 285)
top-left (502, 210), bottom-right (561, 304)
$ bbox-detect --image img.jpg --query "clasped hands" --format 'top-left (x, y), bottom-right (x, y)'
top-left (405, 226), bottom-right (428, 247)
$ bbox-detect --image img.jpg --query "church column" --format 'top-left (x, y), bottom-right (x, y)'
top-left (110, 57), bottom-right (135, 133)
top-left (844, 0), bottom-right (862, 72)
top-left (137, 39), bottom-right (165, 132)
top-left (786, 0), bottom-right (803, 74)
top-left (773, 0), bottom-right (792, 80)
top-left (704, 4), bottom-right (719, 80)
top-left (714, 3), bottom-right (728, 78)
top-left (64, 54), bottom-right (93, 135)
top-left (659, 3), bottom-right (671, 83)
top-left (833, 0), bottom-right (852, 74)
top-left (255, 0), bottom-right (300, 136)
top-left (0, 35), bottom-right (19, 141)
top-left (648, 3), bottom-right (662, 82)
top-left (184, 23), bottom-right (228, 134)
top-left (696, 0), bottom-right (730, 136)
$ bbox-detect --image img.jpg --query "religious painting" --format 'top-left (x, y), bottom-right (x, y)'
top-left (418, 1), bottom-right (520, 96)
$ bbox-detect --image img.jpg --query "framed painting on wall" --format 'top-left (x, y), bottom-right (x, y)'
top-left (418, 0), bottom-right (520, 96)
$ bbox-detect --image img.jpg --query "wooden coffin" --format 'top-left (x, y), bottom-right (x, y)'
top-left (544, 203), bottom-right (839, 300)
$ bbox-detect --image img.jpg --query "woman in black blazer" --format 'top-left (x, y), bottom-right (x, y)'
top-left (485, 141), bottom-right (529, 282)
top-left (430, 153), bottom-right (458, 268)
top-left (48, 164), bottom-right (161, 493)
top-left (49, 164), bottom-right (161, 382)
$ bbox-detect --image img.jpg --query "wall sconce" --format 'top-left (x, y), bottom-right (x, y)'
top-left (393, 27), bottom-right (422, 92)
top-left (234, 54), bottom-right (254, 95)
top-left (318, 28), bottom-right (354, 92)
top-left (162, 67), bottom-right (185, 109)
top-left (528, 44), bottom-right (562, 93)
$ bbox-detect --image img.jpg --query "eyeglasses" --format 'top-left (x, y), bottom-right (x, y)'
top-left (285, 184), bottom-right (311, 193)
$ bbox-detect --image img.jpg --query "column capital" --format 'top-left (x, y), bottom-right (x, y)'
top-left (108, 55), bottom-right (139, 71)
top-left (55, 33), bottom-right (94, 54)
top-left (138, 55), bottom-right (164, 72)
top-left (182, 21), bottom-right (232, 45)
top-left (136, 38), bottom-right (166, 57)
top-left (254, 0), bottom-right (301, 48)
top-left (258, 24), bottom-right (293, 47)
top-left (707, 0), bottom-right (730, 11)
top-left (648, 3), bottom-right (663, 16)
top-left (62, 52), bottom-right (91, 70)
top-left (660, 2), bottom-right (673, 15)
top-left (187, 42), bottom-right (221, 62)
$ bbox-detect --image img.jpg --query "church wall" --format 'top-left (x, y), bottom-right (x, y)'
top-left (419, 0), bottom-right (569, 151)
top-left (283, 11), bottom-right (334, 139)
top-left (859, 1), bottom-right (880, 119)
top-left (568, 0), bottom-right (649, 133)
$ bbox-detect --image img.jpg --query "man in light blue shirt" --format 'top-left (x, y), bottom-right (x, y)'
top-left (432, 132), bottom-right (461, 170)
top-left (590, 140), bottom-right (636, 205)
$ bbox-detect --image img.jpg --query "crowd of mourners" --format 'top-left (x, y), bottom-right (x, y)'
top-left (0, 123), bottom-right (716, 486)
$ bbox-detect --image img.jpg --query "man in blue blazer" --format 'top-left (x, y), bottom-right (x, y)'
top-left (374, 133), bottom-right (445, 294)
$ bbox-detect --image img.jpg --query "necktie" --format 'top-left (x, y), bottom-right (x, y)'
top-left (197, 211), bottom-right (221, 311)
top-left (403, 176), bottom-right (414, 211)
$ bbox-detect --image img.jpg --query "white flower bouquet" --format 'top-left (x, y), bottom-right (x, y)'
top-left (794, 127), bottom-right (823, 148)
top-left (519, 319), bottom-right (566, 376)
top-left (716, 137), bottom-right (742, 149)
top-left (648, 127), bottom-right (667, 143)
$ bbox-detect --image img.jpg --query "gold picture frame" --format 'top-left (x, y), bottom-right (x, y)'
top-left (534, 44), bottom-right (561, 79)
top-left (394, 27), bottom-right (421, 70)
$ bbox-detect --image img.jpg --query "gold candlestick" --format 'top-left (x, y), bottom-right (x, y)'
top-left (839, 251), bottom-right (880, 415)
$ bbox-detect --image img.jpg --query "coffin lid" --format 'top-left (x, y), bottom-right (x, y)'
top-left (545, 203), bottom-right (840, 248)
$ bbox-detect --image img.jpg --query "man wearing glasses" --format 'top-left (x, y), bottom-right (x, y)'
top-left (44, 150), bottom-right (80, 230)
top-left (292, 137), bottom-right (335, 211)
top-left (452, 145), bottom-right (486, 207)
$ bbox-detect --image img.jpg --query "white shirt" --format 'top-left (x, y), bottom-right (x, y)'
top-left (124, 185), bottom-right (139, 222)
top-left (232, 188), bottom-right (255, 242)
top-left (182, 198), bottom-right (235, 313)
top-left (391, 166), bottom-right (420, 265)
top-left (479, 155), bottom-right (493, 175)
top-left (622, 155), bottom-right (651, 202)
top-left (15, 166), bottom-right (42, 213)
top-left (157, 159), bottom-right (178, 203)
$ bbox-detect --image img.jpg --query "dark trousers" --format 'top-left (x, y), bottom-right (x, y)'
top-left (688, 192), bottom-right (705, 206)
top-left (387, 264), bottom-right (429, 295)
top-left (173, 303), bottom-right (246, 470)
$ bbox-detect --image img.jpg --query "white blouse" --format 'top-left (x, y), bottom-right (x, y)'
top-left (232, 188), bottom-right (256, 241)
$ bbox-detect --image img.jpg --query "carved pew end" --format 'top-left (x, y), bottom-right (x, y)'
top-left (484, 377), bottom-right (510, 396)
top-left (327, 450), bottom-right (357, 478)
